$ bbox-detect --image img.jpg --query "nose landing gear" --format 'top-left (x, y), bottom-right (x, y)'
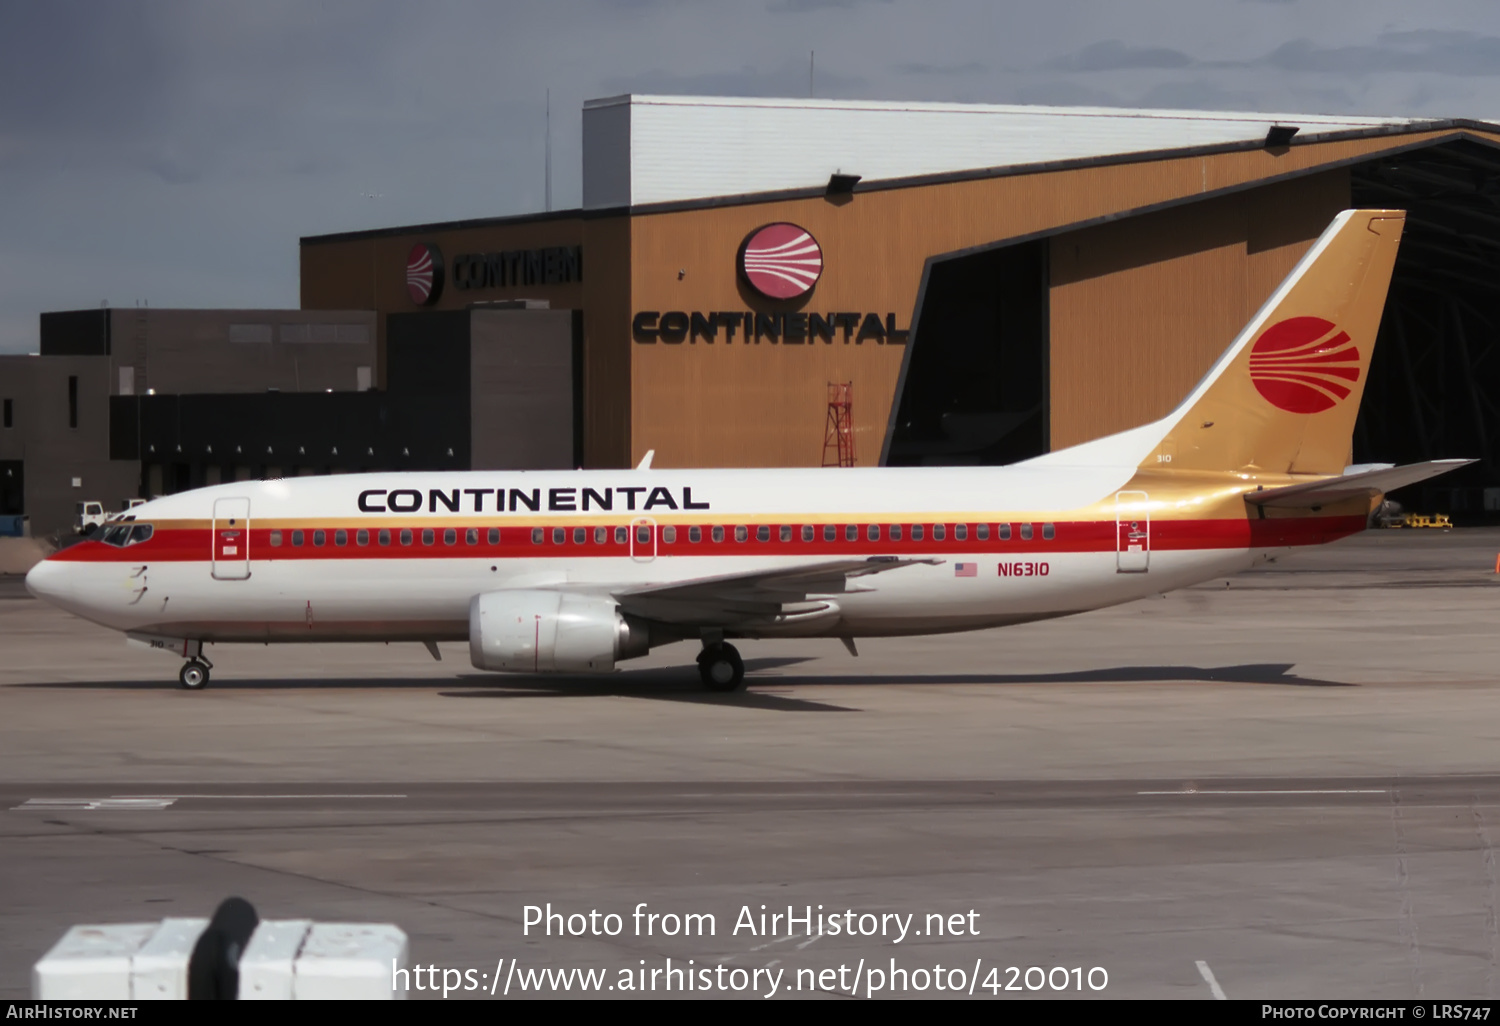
top-left (178, 656), bottom-right (212, 690)
top-left (697, 642), bottom-right (744, 692)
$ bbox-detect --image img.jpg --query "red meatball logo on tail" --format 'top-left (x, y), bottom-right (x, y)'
top-left (1248, 317), bottom-right (1361, 414)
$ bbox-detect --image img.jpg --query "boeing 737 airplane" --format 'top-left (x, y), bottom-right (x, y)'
top-left (25, 209), bottom-right (1470, 691)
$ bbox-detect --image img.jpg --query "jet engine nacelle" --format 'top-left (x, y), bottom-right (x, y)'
top-left (468, 589), bottom-right (650, 673)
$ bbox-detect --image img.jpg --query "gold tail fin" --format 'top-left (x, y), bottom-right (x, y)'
top-left (1147, 209), bottom-right (1404, 476)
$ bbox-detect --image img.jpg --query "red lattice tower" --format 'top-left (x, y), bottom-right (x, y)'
top-left (822, 382), bottom-right (855, 467)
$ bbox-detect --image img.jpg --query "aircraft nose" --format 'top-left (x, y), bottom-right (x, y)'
top-left (25, 556), bottom-right (64, 603)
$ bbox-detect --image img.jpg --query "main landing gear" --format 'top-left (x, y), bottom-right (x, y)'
top-left (697, 642), bottom-right (744, 692)
top-left (178, 656), bottom-right (212, 690)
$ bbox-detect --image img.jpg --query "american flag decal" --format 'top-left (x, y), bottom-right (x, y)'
top-left (739, 223), bottom-right (823, 299)
top-left (954, 563), bottom-right (977, 577)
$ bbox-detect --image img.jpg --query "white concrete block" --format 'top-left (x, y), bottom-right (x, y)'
top-left (293, 923), bottom-right (409, 1000)
top-left (238, 919), bottom-right (313, 1000)
top-left (32, 923), bottom-right (157, 1000)
top-left (129, 917), bottom-right (208, 1000)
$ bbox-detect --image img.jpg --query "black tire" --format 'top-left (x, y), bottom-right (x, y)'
top-left (697, 643), bottom-right (744, 692)
top-left (179, 661), bottom-right (210, 690)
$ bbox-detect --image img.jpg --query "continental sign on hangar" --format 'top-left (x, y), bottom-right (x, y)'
top-left (301, 96), bottom-right (1500, 504)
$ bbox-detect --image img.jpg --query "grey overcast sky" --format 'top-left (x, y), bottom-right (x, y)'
top-left (4, 0), bottom-right (1500, 353)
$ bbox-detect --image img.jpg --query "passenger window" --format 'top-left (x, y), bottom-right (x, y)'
top-left (335, 529), bottom-right (347, 546)
top-left (467, 528), bottom-right (479, 545)
top-left (400, 529), bottom-right (413, 546)
top-left (553, 527), bottom-right (565, 544)
top-left (663, 526), bottom-right (676, 543)
top-left (867, 524), bottom-right (880, 542)
top-left (1020, 524), bottom-right (1033, 541)
top-left (422, 528), bottom-right (435, 546)
top-left (757, 525), bottom-right (770, 542)
top-left (615, 526), bottom-right (628, 544)
top-left (270, 530), bottom-right (282, 547)
top-left (712, 526), bottom-right (724, 543)
top-left (489, 528), bottom-right (500, 545)
top-left (823, 525), bottom-right (836, 542)
top-left (574, 527), bottom-right (588, 544)
top-left (933, 524), bottom-right (946, 541)
top-left (955, 524), bottom-right (967, 541)
top-left (443, 528), bottom-right (456, 545)
top-left (912, 525), bottom-right (925, 541)
top-left (1043, 523), bottom-right (1055, 540)
top-left (594, 527), bottom-right (607, 544)
top-left (356, 529), bottom-right (369, 546)
top-left (292, 530), bottom-right (304, 547)
top-left (976, 523), bottom-right (990, 541)
top-left (689, 526), bottom-right (702, 543)
top-left (890, 524), bottom-right (902, 541)
top-left (999, 524), bottom-right (1011, 541)
top-left (802, 524), bottom-right (814, 542)
top-left (780, 525), bottom-right (792, 542)
top-left (636, 525), bottom-right (651, 544)
top-left (379, 529), bottom-right (391, 546)
top-left (734, 525), bottom-right (748, 542)
top-left (313, 530), bottom-right (326, 547)
top-left (845, 524), bottom-right (857, 542)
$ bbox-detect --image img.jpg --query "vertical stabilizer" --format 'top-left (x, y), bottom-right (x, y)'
top-left (1031, 209), bottom-right (1404, 475)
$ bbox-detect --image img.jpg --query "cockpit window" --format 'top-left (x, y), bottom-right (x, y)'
top-left (99, 523), bottom-right (153, 548)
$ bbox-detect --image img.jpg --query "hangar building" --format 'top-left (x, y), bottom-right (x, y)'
top-left (9, 95), bottom-right (1500, 535)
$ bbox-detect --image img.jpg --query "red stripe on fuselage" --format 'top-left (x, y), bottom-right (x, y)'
top-left (50, 515), bottom-right (1367, 564)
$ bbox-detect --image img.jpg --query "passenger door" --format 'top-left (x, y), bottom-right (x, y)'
top-left (211, 497), bottom-right (251, 580)
top-left (630, 517), bottom-right (656, 563)
top-left (1114, 491), bottom-right (1149, 573)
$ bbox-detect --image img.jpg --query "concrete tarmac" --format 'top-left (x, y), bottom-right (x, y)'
top-left (4, 528), bottom-right (1500, 999)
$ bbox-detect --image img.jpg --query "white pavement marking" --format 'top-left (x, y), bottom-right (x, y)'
top-left (749, 933), bottom-right (801, 952)
top-left (117, 794), bottom-right (408, 799)
top-left (11, 794), bottom-right (408, 811)
top-left (13, 798), bottom-right (176, 811)
top-left (1138, 789), bottom-right (1387, 795)
top-left (1196, 960), bottom-right (1227, 1000)
top-left (796, 934), bottom-right (821, 950)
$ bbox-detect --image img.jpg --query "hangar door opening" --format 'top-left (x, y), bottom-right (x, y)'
top-left (884, 241), bottom-right (1047, 466)
top-left (1352, 140), bottom-right (1500, 519)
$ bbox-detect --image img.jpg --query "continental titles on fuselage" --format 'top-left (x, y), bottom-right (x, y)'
top-left (357, 486), bottom-right (710, 515)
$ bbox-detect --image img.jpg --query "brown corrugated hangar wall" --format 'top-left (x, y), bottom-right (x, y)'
top-left (300, 126), bottom-right (1500, 513)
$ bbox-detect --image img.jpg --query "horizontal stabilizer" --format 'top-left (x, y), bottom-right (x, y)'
top-left (1244, 459), bottom-right (1474, 508)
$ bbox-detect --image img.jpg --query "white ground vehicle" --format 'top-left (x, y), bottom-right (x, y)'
top-left (73, 502), bottom-right (107, 536)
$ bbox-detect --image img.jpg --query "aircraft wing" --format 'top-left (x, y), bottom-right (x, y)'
top-left (608, 556), bottom-right (941, 627)
top-left (1244, 459), bottom-right (1474, 508)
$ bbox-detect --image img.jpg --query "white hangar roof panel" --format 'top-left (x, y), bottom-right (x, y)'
top-left (581, 94), bottom-right (1435, 210)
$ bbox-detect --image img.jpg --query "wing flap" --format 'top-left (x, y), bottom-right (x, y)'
top-left (613, 557), bottom-right (940, 627)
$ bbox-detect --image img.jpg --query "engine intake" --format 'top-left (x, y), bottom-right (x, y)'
top-left (468, 590), bottom-right (650, 673)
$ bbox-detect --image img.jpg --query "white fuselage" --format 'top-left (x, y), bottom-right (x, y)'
top-left (25, 464), bottom-right (1342, 653)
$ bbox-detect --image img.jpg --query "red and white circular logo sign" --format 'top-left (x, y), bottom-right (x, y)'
top-left (1248, 316), bottom-right (1360, 414)
top-left (738, 223), bottom-right (823, 299)
top-left (406, 243), bottom-right (444, 306)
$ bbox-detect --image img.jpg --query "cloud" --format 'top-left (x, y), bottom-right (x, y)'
top-left (767, 0), bottom-right (892, 10)
top-left (1261, 30), bottom-right (1500, 77)
top-left (1136, 80), bottom-right (1258, 111)
top-left (1046, 40), bottom-right (1195, 72)
top-left (897, 61), bottom-right (987, 77)
top-left (601, 59), bottom-right (866, 99)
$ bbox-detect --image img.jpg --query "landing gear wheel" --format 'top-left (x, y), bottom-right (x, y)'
top-left (697, 643), bottom-right (744, 692)
top-left (179, 660), bottom-right (210, 690)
